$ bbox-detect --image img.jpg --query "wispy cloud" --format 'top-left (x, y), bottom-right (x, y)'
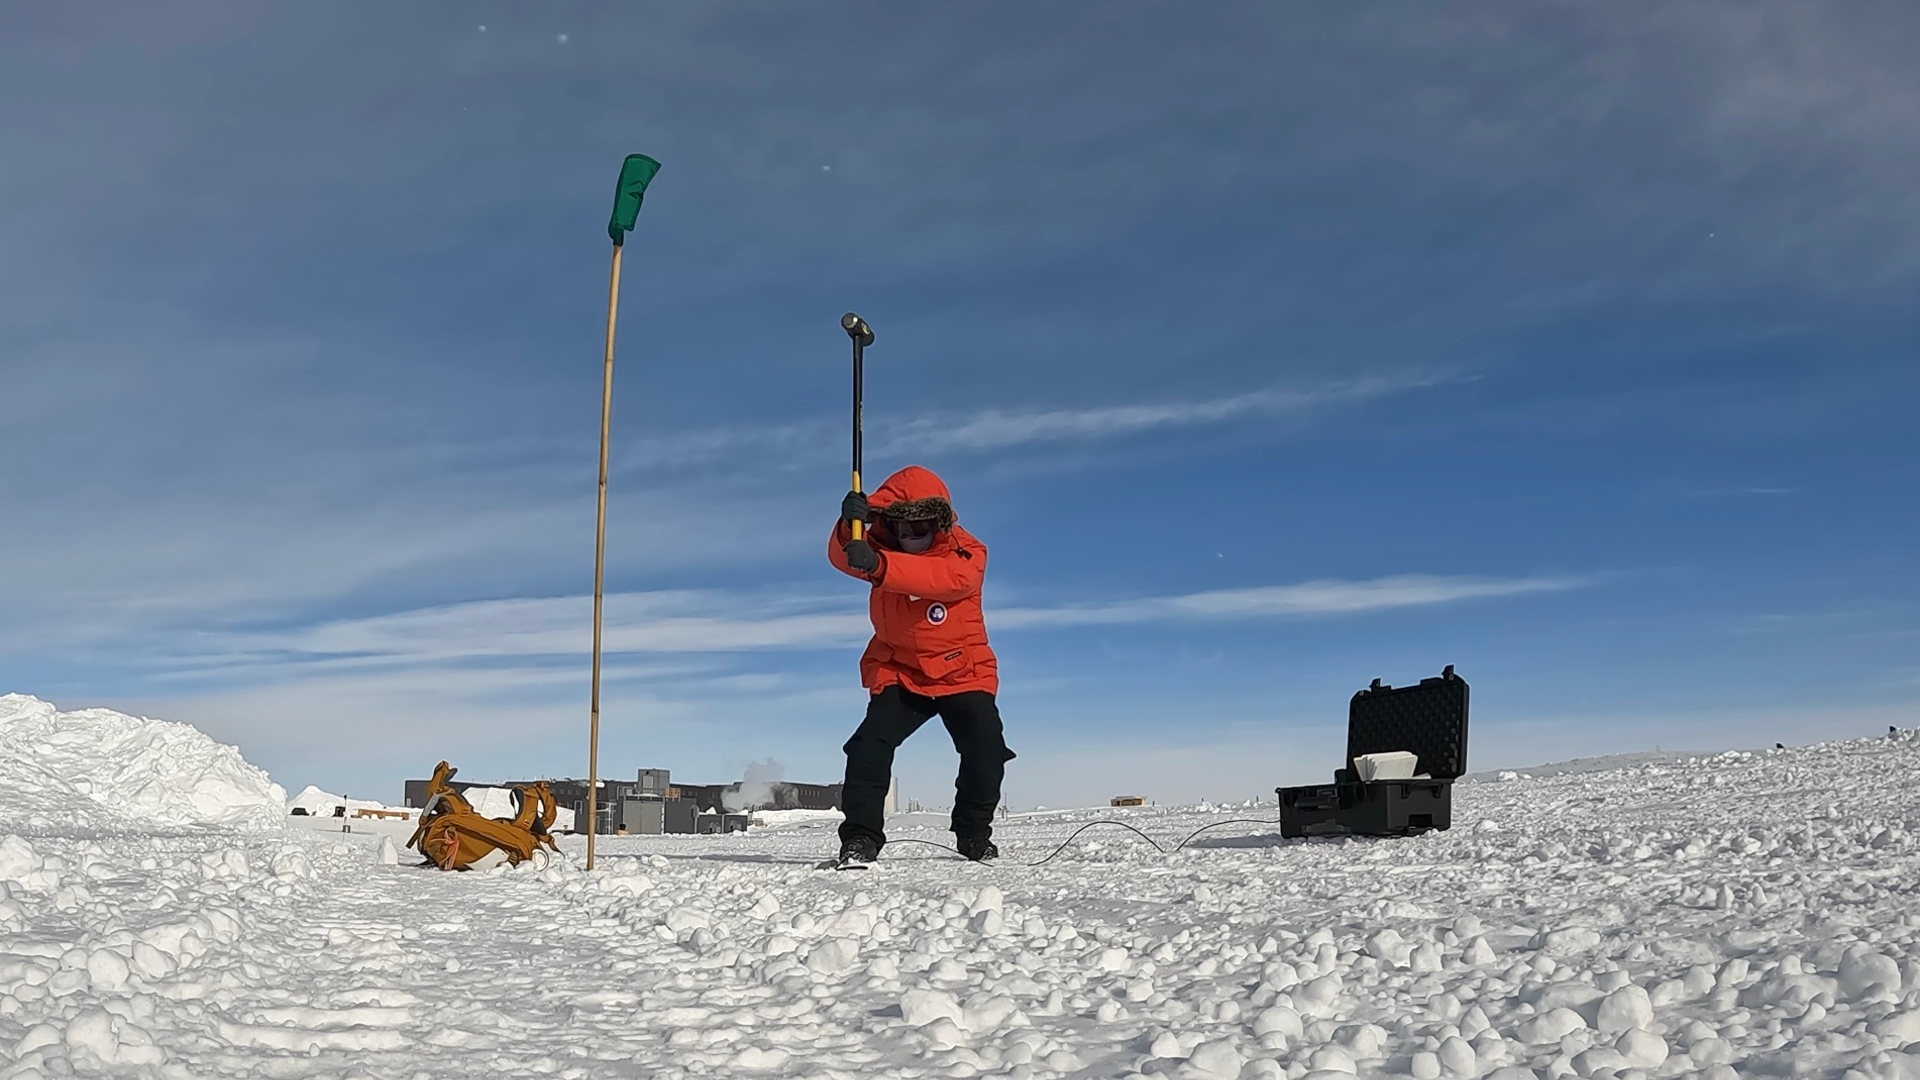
top-left (1724, 605), bottom-right (1890, 637)
top-left (154, 591), bottom-right (869, 678)
top-left (0, 370), bottom-right (1452, 657)
top-left (1684, 485), bottom-right (1803, 499)
top-left (152, 572), bottom-right (1579, 681)
top-left (621, 374), bottom-right (1452, 472)
top-left (994, 574), bottom-right (1582, 629)
top-left (893, 376), bottom-right (1449, 454)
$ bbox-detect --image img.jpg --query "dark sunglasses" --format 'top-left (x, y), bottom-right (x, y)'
top-left (878, 514), bottom-right (938, 539)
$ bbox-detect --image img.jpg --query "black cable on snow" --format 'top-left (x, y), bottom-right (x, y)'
top-left (1022, 816), bottom-right (1283, 867)
top-left (863, 815), bottom-right (1285, 867)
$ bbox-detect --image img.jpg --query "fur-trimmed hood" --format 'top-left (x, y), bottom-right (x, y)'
top-left (868, 466), bottom-right (956, 532)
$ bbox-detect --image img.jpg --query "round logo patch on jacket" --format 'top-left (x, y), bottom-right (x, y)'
top-left (926, 603), bottom-right (948, 625)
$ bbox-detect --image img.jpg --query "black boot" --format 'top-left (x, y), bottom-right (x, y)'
top-left (832, 836), bottom-right (880, 869)
top-left (956, 835), bottom-right (998, 862)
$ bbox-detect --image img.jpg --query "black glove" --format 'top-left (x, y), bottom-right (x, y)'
top-left (843, 539), bottom-right (880, 575)
top-left (840, 490), bottom-right (870, 526)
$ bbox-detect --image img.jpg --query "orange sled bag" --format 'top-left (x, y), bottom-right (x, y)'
top-left (406, 762), bottom-right (561, 871)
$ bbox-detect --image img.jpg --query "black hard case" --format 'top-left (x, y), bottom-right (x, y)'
top-left (1277, 666), bottom-right (1469, 838)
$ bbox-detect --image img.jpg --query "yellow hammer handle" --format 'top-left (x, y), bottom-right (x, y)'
top-left (850, 470), bottom-right (863, 541)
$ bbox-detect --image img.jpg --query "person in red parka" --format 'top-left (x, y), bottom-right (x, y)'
top-left (827, 465), bottom-right (1013, 867)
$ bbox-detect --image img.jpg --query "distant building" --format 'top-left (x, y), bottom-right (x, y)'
top-left (402, 767), bottom-right (845, 835)
top-left (1110, 795), bottom-right (1147, 807)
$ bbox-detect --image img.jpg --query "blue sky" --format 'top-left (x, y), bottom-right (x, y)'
top-left (3, 4), bottom-right (1916, 809)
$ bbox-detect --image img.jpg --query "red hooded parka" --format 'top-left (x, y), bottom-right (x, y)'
top-left (828, 465), bottom-right (998, 697)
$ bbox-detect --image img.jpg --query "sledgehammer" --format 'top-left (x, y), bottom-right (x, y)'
top-left (841, 313), bottom-right (875, 541)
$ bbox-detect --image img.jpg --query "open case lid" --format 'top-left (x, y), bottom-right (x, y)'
top-left (1347, 665), bottom-right (1470, 780)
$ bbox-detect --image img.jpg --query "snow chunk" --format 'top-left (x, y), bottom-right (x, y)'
top-left (1296, 974), bottom-right (1342, 1014)
top-left (823, 905), bottom-right (877, 938)
top-left (1460, 1006), bottom-right (1491, 1040)
top-left (1260, 959), bottom-right (1301, 988)
top-left (961, 994), bottom-right (1017, 1032)
top-left (663, 907), bottom-right (710, 934)
top-left (1516, 1008), bottom-right (1586, 1044)
top-left (599, 873), bottom-right (653, 896)
top-left (1596, 984), bottom-right (1654, 1032)
top-left (214, 1019), bottom-right (408, 1052)
top-left (199, 848), bottom-right (251, 881)
top-left (1532, 925), bottom-right (1601, 955)
top-left (1251, 1006), bottom-right (1304, 1039)
top-left (900, 988), bottom-right (964, 1028)
top-left (1871, 1011), bottom-right (1920, 1047)
top-left (85, 948), bottom-right (130, 992)
top-left (1614, 1029), bottom-right (1668, 1068)
top-left (1840, 947), bottom-right (1904, 1000)
top-left (970, 907), bottom-right (1006, 935)
top-left (0, 835), bottom-right (57, 890)
top-left (1307, 1044), bottom-right (1358, 1074)
top-left (1571, 1046), bottom-right (1626, 1074)
top-left (921, 1016), bottom-right (967, 1049)
top-left (1689, 1037), bottom-right (1736, 1065)
top-left (1437, 1035), bottom-right (1476, 1077)
top-left (130, 941), bottom-right (173, 980)
top-left (1186, 1039), bottom-right (1243, 1078)
top-left (728, 1046), bottom-right (792, 1072)
top-left (1367, 929), bottom-right (1413, 966)
top-left (806, 938), bottom-right (859, 975)
top-left (1337, 1023), bottom-right (1386, 1058)
top-left (1410, 942), bottom-right (1443, 972)
top-left (65, 1006), bottom-right (165, 1068)
top-left (15, 1022), bottom-right (62, 1056)
top-left (1683, 964), bottom-right (1717, 997)
top-left (270, 848), bottom-right (313, 880)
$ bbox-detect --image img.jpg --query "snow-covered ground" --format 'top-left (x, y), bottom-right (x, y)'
top-left (2, 695), bottom-right (1919, 1079)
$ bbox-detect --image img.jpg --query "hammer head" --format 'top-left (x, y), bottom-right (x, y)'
top-left (841, 312), bottom-right (875, 347)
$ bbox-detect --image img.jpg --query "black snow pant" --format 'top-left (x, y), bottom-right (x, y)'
top-left (839, 686), bottom-right (1014, 850)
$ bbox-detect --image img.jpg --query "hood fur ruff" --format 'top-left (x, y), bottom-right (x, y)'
top-left (878, 495), bottom-right (955, 530)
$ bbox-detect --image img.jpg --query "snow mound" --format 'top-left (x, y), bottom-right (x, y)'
top-left (287, 785), bottom-right (413, 819)
top-left (0, 694), bottom-right (286, 833)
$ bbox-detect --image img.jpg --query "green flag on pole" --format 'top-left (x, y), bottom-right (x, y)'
top-left (607, 154), bottom-right (662, 244)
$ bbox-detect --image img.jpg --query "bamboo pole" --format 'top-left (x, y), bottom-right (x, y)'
top-left (587, 239), bottom-right (624, 872)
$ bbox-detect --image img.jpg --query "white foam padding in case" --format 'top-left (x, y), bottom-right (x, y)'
top-left (1353, 751), bottom-right (1420, 782)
